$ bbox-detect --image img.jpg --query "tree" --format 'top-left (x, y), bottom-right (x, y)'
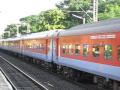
top-left (20, 8), bottom-right (76, 32)
top-left (4, 24), bottom-right (17, 38)
top-left (57, 0), bottom-right (120, 21)
top-left (99, 0), bottom-right (120, 20)
top-left (3, 0), bottom-right (120, 38)
top-left (38, 8), bottom-right (66, 30)
top-left (20, 15), bottom-right (39, 33)
top-left (19, 24), bottom-right (27, 35)
top-left (56, 0), bottom-right (92, 23)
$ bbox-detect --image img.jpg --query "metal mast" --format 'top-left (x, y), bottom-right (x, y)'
top-left (93, 0), bottom-right (98, 22)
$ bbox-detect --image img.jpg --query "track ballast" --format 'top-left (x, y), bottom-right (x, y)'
top-left (0, 51), bottom-right (101, 90)
top-left (0, 56), bottom-right (48, 90)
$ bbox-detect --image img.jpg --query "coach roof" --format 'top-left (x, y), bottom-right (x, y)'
top-left (59, 18), bottom-right (120, 36)
top-left (21, 30), bottom-right (61, 40)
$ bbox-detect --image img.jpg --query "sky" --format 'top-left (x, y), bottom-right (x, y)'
top-left (0, 0), bottom-right (62, 35)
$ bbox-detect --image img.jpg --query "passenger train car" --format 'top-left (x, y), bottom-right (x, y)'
top-left (0, 18), bottom-right (120, 90)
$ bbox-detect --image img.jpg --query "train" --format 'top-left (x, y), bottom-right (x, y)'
top-left (0, 18), bottom-right (120, 90)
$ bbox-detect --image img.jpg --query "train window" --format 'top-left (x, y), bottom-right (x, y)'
top-left (27, 45), bottom-right (32, 48)
top-left (37, 44), bottom-right (40, 49)
top-left (104, 45), bottom-right (112, 60)
top-left (27, 45), bottom-right (30, 48)
top-left (75, 44), bottom-right (80, 55)
top-left (38, 44), bottom-right (41, 49)
top-left (62, 45), bottom-right (66, 54)
top-left (117, 45), bottom-right (120, 61)
top-left (83, 44), bottom-right (89, 56)
top-left (39, 44), bottom-right (42, 49)
top-left (68, 45), bottom-right (73, 54)
top-left (62, 45), bottom-right (65, 54)
top-left (92, 45), bottom-right (100, 57)
top-left (41, 44), bottom-right (45, 50)
top-left (62, 45), bottom-right (68, 54)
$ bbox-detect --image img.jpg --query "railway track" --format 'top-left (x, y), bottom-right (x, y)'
top-left (0, 51), bottom-right (102, 90)
top-left (0, 56), bottom-right (48, 90)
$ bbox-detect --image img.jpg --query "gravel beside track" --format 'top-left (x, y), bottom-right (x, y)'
top-left (0, 57), bottom-right (47, 90)
top-left (0, 51), bottom-right (99, 90)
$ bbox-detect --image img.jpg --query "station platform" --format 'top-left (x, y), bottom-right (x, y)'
top-left (0, 71), bottom-right (13, 90)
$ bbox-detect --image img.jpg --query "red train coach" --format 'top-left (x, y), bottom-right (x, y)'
top-left (0, 18), bottom-right (120, 90)
top-left (53, 18), bottom-right (120, 89)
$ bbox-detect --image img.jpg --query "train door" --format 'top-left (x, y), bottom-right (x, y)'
top-left (52, 31), bottom-right (59, 63)
top-left (46, 36), bottom-right (53, 62)
top-left (47, 32), bottom-right (58, 62)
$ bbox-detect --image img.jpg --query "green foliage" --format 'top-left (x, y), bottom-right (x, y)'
top-left (2, 0), bottom-right (120, 38)
top-left (19, 25), bottom-right (27, 34)
top-left (56, 0), bottom-right (91, 23)
top-left (57, 0), bottom-right (120, 21)
top-left (3, 24), bottom-right (17, 38)
top-left (69, 0), bottom-right (91, 11)
top-left (20, 15), bottom-right (39, 33)
top-left (38, 9), bottom-right (66, 31)
top-left (19, 8), bottom-right (79, 33)
top-left (99, 0), bottom-right (120, 20)
top-left (3, 33), bottom-right (9, 38)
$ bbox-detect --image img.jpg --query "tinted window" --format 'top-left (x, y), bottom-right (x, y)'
top-left (83, 44), bottom-right (89, 56)
top-left (75, 44), bottom-right (80, 55)
top-left (104, 45), bottom-right (112, 60)
top-left (68, 45), bottom-right (73, 54)
top-left (92, 45), bottom-right (100, 57)
top-left (62, 45), bottom-right (68, 54)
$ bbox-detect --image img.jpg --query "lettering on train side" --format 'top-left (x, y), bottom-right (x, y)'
top-left (90, 34), bottom-right (116, 39)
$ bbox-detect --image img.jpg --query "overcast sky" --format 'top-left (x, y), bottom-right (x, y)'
top-left (0, 0), bottom-right (62, 34)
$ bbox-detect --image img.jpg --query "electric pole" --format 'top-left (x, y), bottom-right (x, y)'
top-left (16, 24), bottom-right (21, 37)
top-left (93, 0), bottom-right (98, 22)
